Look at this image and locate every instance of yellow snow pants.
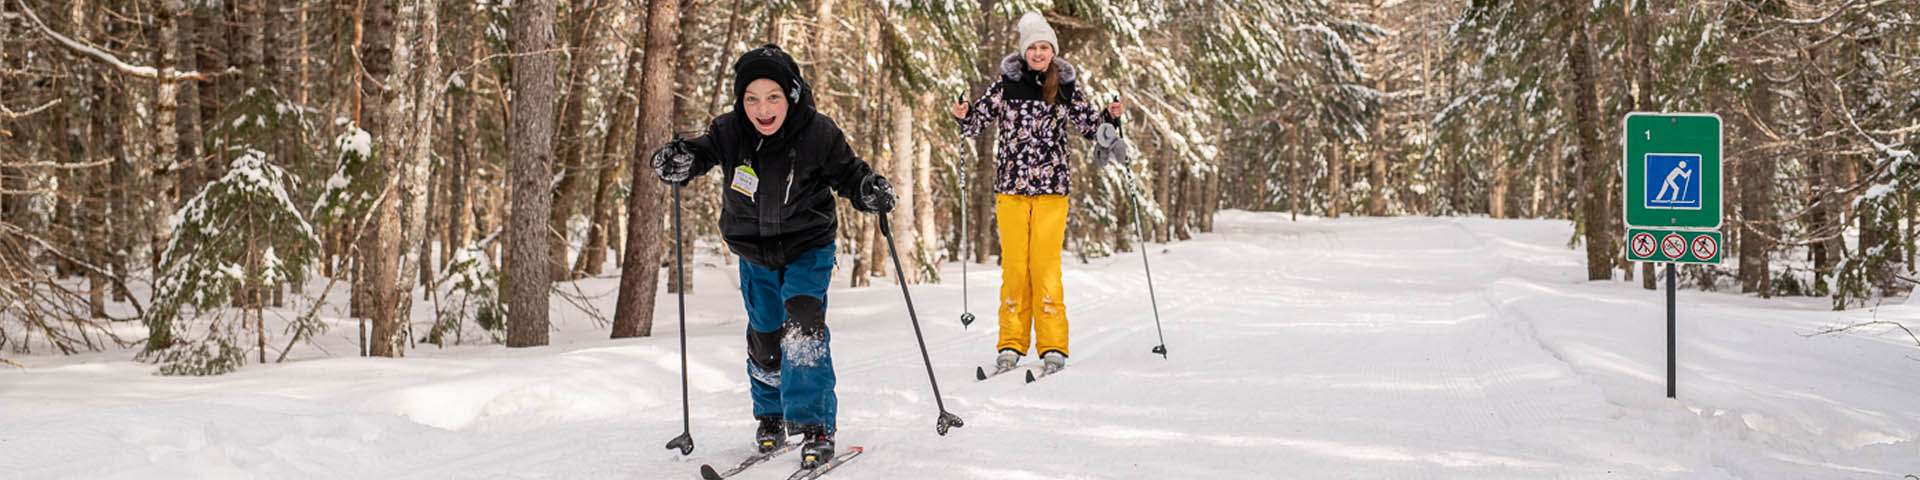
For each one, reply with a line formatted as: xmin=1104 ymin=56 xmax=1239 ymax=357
xmin=995 ymin=194 xmax=1070 ymax=358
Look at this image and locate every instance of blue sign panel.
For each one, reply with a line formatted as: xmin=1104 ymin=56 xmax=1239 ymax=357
xmin=1644 ymin=153 xmax=1702 ymax=210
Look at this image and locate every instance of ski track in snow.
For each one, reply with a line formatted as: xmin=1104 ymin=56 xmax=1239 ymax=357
xmin=3 ymin=211 xmax=1917 ymax=479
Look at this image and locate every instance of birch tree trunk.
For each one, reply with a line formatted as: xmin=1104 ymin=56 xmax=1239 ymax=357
xmin=365 ymin=0 xmax=404 ymax=358
xmin=395 ymin=0 xmax=442 ymax=345
xmin=889 ymin=94 xmax=918 ymax=284
xmin=915 ymin=119 xmax=937 ymax=269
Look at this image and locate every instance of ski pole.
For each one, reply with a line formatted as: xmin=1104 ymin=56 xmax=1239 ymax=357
xmin=1682 ymin=169 xmax=1696 ymax=203
xmin=954 ymin=96 xmax=976 ymax=329
xmin=880 ymin=215 xmax=966 ymax=435
xmin=664 ymin=184 xmax=695 ymax=455
xmin=1119 ymin=164 xmax=1169 ymax=359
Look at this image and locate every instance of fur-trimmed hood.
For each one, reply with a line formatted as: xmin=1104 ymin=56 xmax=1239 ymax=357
xmin=1000 ymin=52 xmax=1078 ymax=85
xmin=955 ymin=51 xmax=1118 ymax=197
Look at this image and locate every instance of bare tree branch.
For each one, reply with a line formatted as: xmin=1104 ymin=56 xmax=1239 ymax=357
xmin=435 ymin=47 xmax=573 ymax=97
xmin=0 ymin=99 xmax=61 ymax=119
xmin=1805 ymin=321 xmax=1920 ymax=347
xmin=276 ymin=273 xmax=341 ymax=363
xmin=0 ymin=157 xmax=113 ymax=170
xmin=0 ymin=230 xmax=132 ymax=353
xmin=551 ymin=277 xmax=611 ymax=328
xmin=12 ymin=0 xmax=227 ymax=83
xmin=0 ymin=221 xmax=146 ymax=318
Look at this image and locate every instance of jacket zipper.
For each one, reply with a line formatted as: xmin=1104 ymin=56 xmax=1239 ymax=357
xmin=749 ymin=138 xmax=765 ymax=205
xmin=757 ymin=137 xmax=793 ymax=205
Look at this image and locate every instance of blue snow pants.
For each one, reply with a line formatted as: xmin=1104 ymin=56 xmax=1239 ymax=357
xmin=742 ymin=244 xmax=837 ymax=433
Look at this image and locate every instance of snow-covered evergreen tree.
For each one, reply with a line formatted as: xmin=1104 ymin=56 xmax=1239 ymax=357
xmin=145 ymin=150 xmax=320 ymax=375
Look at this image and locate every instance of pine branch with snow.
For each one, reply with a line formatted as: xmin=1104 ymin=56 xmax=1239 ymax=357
xmin=144 ymin=151 xmax=321 ymax=375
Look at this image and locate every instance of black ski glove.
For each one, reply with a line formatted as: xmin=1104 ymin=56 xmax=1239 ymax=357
xmin=856 ymin=174 xmax=896 ymax=214
xmin=651 ymin=138 xmax=697 ymax=185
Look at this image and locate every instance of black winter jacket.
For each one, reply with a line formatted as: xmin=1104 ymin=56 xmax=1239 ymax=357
xmin=680 ymin=98 xmax=874 ymax=270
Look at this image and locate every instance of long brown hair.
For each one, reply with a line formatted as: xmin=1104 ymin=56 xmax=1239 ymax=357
xmin=1041 ymin=63 xmax=1061 ymax=105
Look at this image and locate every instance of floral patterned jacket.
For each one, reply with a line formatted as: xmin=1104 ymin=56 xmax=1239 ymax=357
xmin=959 ymin=53 xmax=1120 ymax=197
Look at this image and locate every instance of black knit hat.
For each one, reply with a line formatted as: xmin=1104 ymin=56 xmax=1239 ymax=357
xmin=731 ymin=44 xmax=813 ymax=113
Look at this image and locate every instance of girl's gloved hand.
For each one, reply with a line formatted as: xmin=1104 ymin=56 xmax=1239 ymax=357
xmin=1093 ymin=123 xmax=1128 ymax=168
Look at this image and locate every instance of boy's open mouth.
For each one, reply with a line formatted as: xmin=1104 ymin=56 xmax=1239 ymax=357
xmin=756 ymin=116 xmax=777 ymax=128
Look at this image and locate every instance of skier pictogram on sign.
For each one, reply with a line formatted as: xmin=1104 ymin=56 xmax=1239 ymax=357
xmin=1691 ymin=234 xmax=1718 ymax=261
xmin=1631 ymin=232 xmax=1657 ymax=258
xmin=1645 ymin=154 xmax=1702 ymax=209
xmin=1661 ymin=233 xmax=1688 ymax=260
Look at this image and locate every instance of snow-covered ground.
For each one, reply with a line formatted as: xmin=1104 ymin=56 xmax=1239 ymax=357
xmin=3 ymin=211 xmax=1917 ymax=479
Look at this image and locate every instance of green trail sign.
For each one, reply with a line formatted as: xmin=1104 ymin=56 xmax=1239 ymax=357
xmin=1622 ymin=113 xmax=1722 ymax=231
xmin=1621 ymin=112 xmax=1725 ymax=401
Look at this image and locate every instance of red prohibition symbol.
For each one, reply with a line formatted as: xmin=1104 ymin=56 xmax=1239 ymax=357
xmin=1661 ymin=233 xmax=1688 ymax=260
xmin=1631 ymin=232 xmax=1657 ymax=258
xmin=1691 ymin=234 xmax=1718 ymax=261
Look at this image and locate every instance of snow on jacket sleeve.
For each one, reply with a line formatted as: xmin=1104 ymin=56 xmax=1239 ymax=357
xmin=958 ymin=82 xmax=1006 ymax=138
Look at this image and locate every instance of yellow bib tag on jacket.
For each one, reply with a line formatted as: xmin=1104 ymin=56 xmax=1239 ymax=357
xmin=731 ymin=165 xmax=759 ymax=199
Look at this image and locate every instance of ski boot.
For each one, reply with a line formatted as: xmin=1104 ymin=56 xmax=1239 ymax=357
xmin=995 ymin=349 xmax=1021 ymax=370
xmin=794 ymin=424 xmax=835 ymax=469
xmin=1040 ymin=350 xmax=1066 ymax=375
xmin=754 ymin=416 xmax=787 ymax=453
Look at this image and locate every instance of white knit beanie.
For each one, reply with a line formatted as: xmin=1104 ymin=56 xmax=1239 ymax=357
xmin=1016 ymin=12 xmax=1059 ymax=52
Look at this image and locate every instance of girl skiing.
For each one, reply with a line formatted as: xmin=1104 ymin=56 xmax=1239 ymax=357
xmin=952 ymin=12 xmax=1125 ymax=376
xmin=651 ymin=44 xmax=895 ymax=469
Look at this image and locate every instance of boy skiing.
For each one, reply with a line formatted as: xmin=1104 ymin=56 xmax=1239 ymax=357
xmin=651 ymin=44 xmax=895 ymax=469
